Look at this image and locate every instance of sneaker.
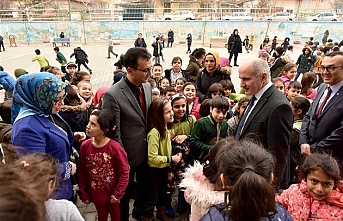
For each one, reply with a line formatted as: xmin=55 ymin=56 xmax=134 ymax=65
xmin=107 ymin=57 xmax=110 ymax=59
xmin=115 ymin=54 xmax=118 ymax=58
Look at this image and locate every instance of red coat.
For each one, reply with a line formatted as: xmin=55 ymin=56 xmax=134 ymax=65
xmin=78 ymin=139 xmax=129 ymax=204
xmin=276 ymin=180 xmax=343 ymax=221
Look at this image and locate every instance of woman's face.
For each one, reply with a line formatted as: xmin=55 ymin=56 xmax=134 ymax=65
xmin=51 ymin=90 xmax=66 ymax=114
xmin=183 ymin=84 xmax=196 ymax=102
xmin=172 ymin=59 xmax=182 ymax=72
xmin=205 ymin=55 xmax=216 ymax=71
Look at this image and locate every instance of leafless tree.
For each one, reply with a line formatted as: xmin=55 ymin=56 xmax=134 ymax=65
xmin=330 ymin=0 xmax=343 ymax=12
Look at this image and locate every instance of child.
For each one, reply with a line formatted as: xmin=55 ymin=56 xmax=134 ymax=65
xmin=31 ymin=49 xmax=49 ymax=72
xmin=54 ymin=46 xmax=67 ymax=74
xmin=47 ymin=66 xmax=63 ymax=80
xmin=248 ymin=35 xmax=254 ymax=51
xmin=201 ymin=139 xmax=293 ymax=221
xmin=165 ymin=94 xmax=197 ymax=217
xmin=301 ymin=72 xmax=317 ymax=100
xmin=152 ymin=37 xmax=161 ymax=64
xmin=276 ymin=153 xmax=343 ymax=220
xmin=161 ymin=86 xmax=176 ymax=100
xmin=284 ymin=45 xmax=295 ymax=63
xmin=152 ymin=63 xmax=163 ymax=84
xmin=180 ymin=138 xmax=236 ymax=221
xmin=14 ymin=153 xmax=84 ymax=221
xmin=258 ymin=43 xmax=270 ymax=56
xmin=65 ymin=62 xmax=77 ymax=82
xmin=175 ymin=77 xmax=187 ymax=94
xmin=76 ymin=81 xmax=93 ymax=109
xmin=227 ymin=97 xmax=249 ymax=136
xmin=205 ymin=83 xmax=224 ymax=99
xmin=141 ymin=98 xmax=182 ymax=221
xmin=286 ymin=81 xmax=302 ymax=101
xmin=281 ymin=37 xmax=290 ymax=51
xmin=190 ymin=96 xmax=229 ymax=162
xmin=295 ymin=46 xmax=315 ymax=81
xmin=152 ymin=88 xmax=160 ymax=100
xmin=183 ymin=82 xmax=201 ymax=120
xmin=272 ymin=77 xmax=286 ymax=94
xmin=158 ymin=77 xmax=170 ymax=92
xmin=78 ymin=109 xmax=129 ymax=221
xmin=71 ymin=71 xmax=91 ymax=86
xmin=243 ymin=35 xmax=250 ymax=53
xmin=259 ymin=52 xmax=270 ymax=62
xmin=279 ymin=63 xmax=297 ymax=89
xmin=270 ymin=36 xmax=278 ymax=55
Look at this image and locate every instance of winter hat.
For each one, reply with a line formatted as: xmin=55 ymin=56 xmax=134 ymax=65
xmin=14 ymin=68 xmax=28 ymax=78
xmin=66 ymin=62 xmax=77 ymax=69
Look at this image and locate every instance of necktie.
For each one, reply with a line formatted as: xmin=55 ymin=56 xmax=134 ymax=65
xmin=316 ymin=87 xmax=332 ymax=118
xmin=136 ymin=86 xmax=146 ymax=117
xmin=235 ymin=95 xmax=257 ymax=139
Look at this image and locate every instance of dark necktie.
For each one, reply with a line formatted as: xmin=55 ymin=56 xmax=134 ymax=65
xmin=316 ymin=87 xmax=332 ymax=118
xmin=235 ymin=95 xmax=257 ymax=139
xmin=136 ymin=86 xmax=146 ymax=117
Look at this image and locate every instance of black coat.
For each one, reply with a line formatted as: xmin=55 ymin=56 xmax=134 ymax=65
xmin=227 ymin=34 xmax=242 ymax=53
xmin=70 ymin=47 xmax=88 ymax=63
xmin=168 ymin=31 xmax=174 ymax=42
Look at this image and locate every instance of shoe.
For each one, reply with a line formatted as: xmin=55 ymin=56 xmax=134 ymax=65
xmin=115 ymin=54 xmax=118 ymax=58
xmin=165 ymin=204 xmax=175 ymax=218
xmin=156 ymin=206 xmax=167 ymax=221
xmin=234 ymin=64 xmax=239 ymax=67
xmin=107 ymin=57 xmax=110 ymax=59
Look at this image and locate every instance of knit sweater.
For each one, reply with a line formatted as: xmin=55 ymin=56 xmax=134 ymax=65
xmin=147 ymin=128 xmax=172 ymax=168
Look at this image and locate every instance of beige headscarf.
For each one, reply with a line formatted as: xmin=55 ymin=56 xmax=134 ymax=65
xmin=205 ymin=51 xmax=220 ymax=74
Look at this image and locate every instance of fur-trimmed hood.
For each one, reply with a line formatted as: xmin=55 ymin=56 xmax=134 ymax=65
xmin=60 ymin=103 xmax=88 ymax=112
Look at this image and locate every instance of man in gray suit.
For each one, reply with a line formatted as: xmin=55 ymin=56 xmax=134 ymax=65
xmin=300 ymin=51 xmax=343 ymax=173
xmin=102 ymin=47 xmax=152 ymax=221
xmin=235 ymin=58 xmax=293 ymax=189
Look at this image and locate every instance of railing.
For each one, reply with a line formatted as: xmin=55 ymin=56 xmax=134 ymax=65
xmin=0 ymin=7 xmax=341 ymax=22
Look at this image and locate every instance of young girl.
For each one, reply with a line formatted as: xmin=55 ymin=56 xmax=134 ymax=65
xmin=277 ymin=153 xmax=343 ymax=220
xmin=301 ymin=72 xmax=317 ymax=100
xmin=71 ymin=71 xmax=91 ymax=86
xmin=77 ymin=81 xmax=93 ymax=109
xmin=295 ymin=46 xmax=315 ymax=81
xmin=180 ymin=138 xmax=235 ymax=221
xmin=279 ymin=63 xmax=297 ymax=89
xmin=227 ymin=97 xmax=249 ymax=136
xmin=175 ymin=77 xmax=187 ymax=94
xmin=183 ymin=82 xmax=201 ymax=120
xmin=205 ymin=83 xmax=224 ymax=99
xmin=165 ymin=94 xmax=197 ymax=217
xmin=201 ymin=139 xmax=293 ymax=221
xmin=141 ymin=98 xmax=182 ymax=221
xmin=158 ymin=77 xmax=170 ymax=92
xmin=272 ymin=77 xmax=286 ymax=95
xmin=78 ymin=109 xmax=129 ymax=221
xmin=14 ymin=153 xmax=84 ymax=221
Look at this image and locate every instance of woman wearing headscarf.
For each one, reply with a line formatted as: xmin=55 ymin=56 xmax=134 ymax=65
xmin=195 ymin=51 xmax=232 ymax=102
xmin=11 ymin=73 xmax=86 ymax=200
xmin=227 ymin=29 xmax=242 ymax=67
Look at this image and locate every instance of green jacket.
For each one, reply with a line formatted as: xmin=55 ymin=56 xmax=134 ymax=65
xmin=173 ymin=115 xmax=196 ymax=137
xmin=56 ymin=51 xmax=67 ymax=66
xmin=190 ymin=115 xmax=228 ymax=161
xmin=147 ymin=128 xmax=172 ymax=168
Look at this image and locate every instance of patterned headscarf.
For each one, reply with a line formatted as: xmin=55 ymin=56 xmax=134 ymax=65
xmin=11 ymin=72 xmax=67 ymax=124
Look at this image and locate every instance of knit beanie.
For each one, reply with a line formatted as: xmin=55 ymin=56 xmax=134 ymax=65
xmin=14 ymin=68 xmax=28 ymax=78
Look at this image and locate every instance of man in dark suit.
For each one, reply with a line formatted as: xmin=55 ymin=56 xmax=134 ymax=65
xmin=235 ymin=58 xmax=293 ymax=189
xmin=300 ymin=51 xmax=343 ymax=173
xmin=102 ymin=47 xmax=152 ymax=221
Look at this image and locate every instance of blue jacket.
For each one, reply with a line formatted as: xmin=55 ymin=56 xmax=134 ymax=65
xmin=0 ymin=71 xmax=15 ymax=92
xmin=200 ymin=203 xmax=293 ymax=221
xmin=11 ymin=114 xmax=74 ymax=200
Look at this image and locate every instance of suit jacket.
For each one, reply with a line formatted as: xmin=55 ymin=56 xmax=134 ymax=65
xmin=102 ymin=78 xmax=152 ymax=167
xmin=299 ymin=83 xmax=343 ymax=163
xmin=236 ymin=85 xmax=293 ymax=188
xmin=11 ymin=114 xmax=74 ymax=200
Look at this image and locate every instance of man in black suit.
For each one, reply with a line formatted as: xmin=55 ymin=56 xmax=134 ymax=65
xmin=300 ymin=51 xmax=343 ymax=173
xmin=102 ymin=47 xmax=152 ymax=221
xmin=235 ymin=58 xmax=293 ymax=189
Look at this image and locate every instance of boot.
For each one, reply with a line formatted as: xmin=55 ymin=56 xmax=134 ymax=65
xmin=156 ymin=206 xmax=167 ymax=221
xmin=177 ymin=191 xmax=187 ymax=214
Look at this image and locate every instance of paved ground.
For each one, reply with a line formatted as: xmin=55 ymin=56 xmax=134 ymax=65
xmin=0 ymin=41 xmax=304 ymax=221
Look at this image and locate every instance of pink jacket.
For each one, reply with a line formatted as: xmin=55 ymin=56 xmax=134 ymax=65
xmin=190 ymin=97 xmax=201 ymax=120
xmin=276 ymin=180 xmax=343 ymax=221
xmin=280 ymin=75 xmax=292 ymax=89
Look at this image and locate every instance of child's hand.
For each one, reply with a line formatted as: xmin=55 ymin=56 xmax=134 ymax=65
xmin=110 ymin=195 xmax=120 ymax=203
xmin=170 ymin=129 xmax=175 ymax=139
xmin=84 ymin=199 xmax=90 ymax=204
xmin=172 ymin=153 xmax=182 ymax=164
xmin=175 ymin=135 xmax=187 ymax=144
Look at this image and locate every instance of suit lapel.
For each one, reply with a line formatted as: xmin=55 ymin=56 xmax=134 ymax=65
xmin=319 ymin=84 xmax=343 ymax=118
xmin=120 ymin=80 xmax=145 ymax=120
xmin=312 ymin=84 xmax=326 ymax=115
xmin=38 ymin=116 xmax=70 ymax=144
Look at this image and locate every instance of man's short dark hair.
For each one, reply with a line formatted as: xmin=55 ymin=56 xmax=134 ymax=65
xmin=123 ymin=47 xmax=151 ymax=69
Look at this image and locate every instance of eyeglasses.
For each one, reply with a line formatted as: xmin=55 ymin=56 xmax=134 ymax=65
xmin=133 ymin=67 xmax=153 ymax=75
xmin=318 ymin=66 xmax=343 ymax=72
xmin=54 ymin=92 xmax=68 ymax=105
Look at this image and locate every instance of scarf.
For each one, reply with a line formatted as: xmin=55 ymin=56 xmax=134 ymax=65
xmin=206 ymin=51 xmax=220 ymax=75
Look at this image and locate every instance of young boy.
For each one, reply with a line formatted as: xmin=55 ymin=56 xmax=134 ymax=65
xmin=152 ymin=63 xmax=163 ymax=84
xmin=31 ymin=49 xmax=49 ymax=72
xmin=161 ymin=86 xmax=176 ymax=100
xmin=190 ymin=95 xmax=229 ymax=162
xmin=54 ymin=47 xmax=67 ymax=74
xmin=258 ymin=52 xmax=270 ymax=62
xmin=286 ymin=81 xmax=302 ymax=101
xmin=65 ymin=62 xmax=77 ymax=82
xmin=151 ymin=37 xmax=161 ymax=64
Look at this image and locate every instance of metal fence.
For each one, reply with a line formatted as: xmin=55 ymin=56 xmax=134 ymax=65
xmin=0 ymin=7 xmax=341 ymax=22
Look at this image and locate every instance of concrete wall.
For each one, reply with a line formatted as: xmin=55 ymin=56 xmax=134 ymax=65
xmin=1 ymin=20 xmax=342 ymax=46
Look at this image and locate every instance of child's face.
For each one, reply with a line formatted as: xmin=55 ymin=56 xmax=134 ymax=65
xmin=81 ymin=75 xmax=91 ymax=82
xmin=263 ymin=44 xmax=269 ymax=50
xmin=54 ymin=70 xmax=63 ymax=79
xmin=165 ymin=91 xmax=175 ymax=100
xmin=152 ymin=93 xmax=160 ymax=100
xmin=86 ymin=115 xmax=105 ymax=138
xmin=239 ymin=101 xmax=248 ymax=118
xmin=159 ymin=79 xmax=169 ymax=90
xmin=210 ymin=107 xmax=226 ymax=123
xmin=285 ymin=67 xmax=297 ymax=79
xmin=259 ymin=56 xmax=268 ymax=62
xmin=153 ymin=66 xmax=162 ymax=79
xmin=172 ymin=59 xmax=182 ymax=72
xmin=150 ymin=81 xmax=157 ymax=89
xmin=183 ymin=85 xmax=196 ymax=101
xmin=172 ymin=98 xmax=186 ymax=121
xmin=306 ymin=168 xmax=334 ymax=201
xmin=211 ymin=91 xmax=221 ymax=99
xmin=304 ymin=49 xmax=310 ymax=54
xmin=274 ymin=81 xmax=285 ymax=94
xmin=287 ymin=87 xmax=301 ymax=99
xmin=78 ymin=82 xmax=92 ymax=99
xmin=163 ymin=102 xmax=174 ymax=125
xmin=67 ymin=67 xmax=76 ymax=76
xmin=175 ymin=80 xmax=185 ymax=93
xmin=223 ymin=88 xmax=231 ymax=97
xmin=290 ymin=101 xmax=302 ymax=119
